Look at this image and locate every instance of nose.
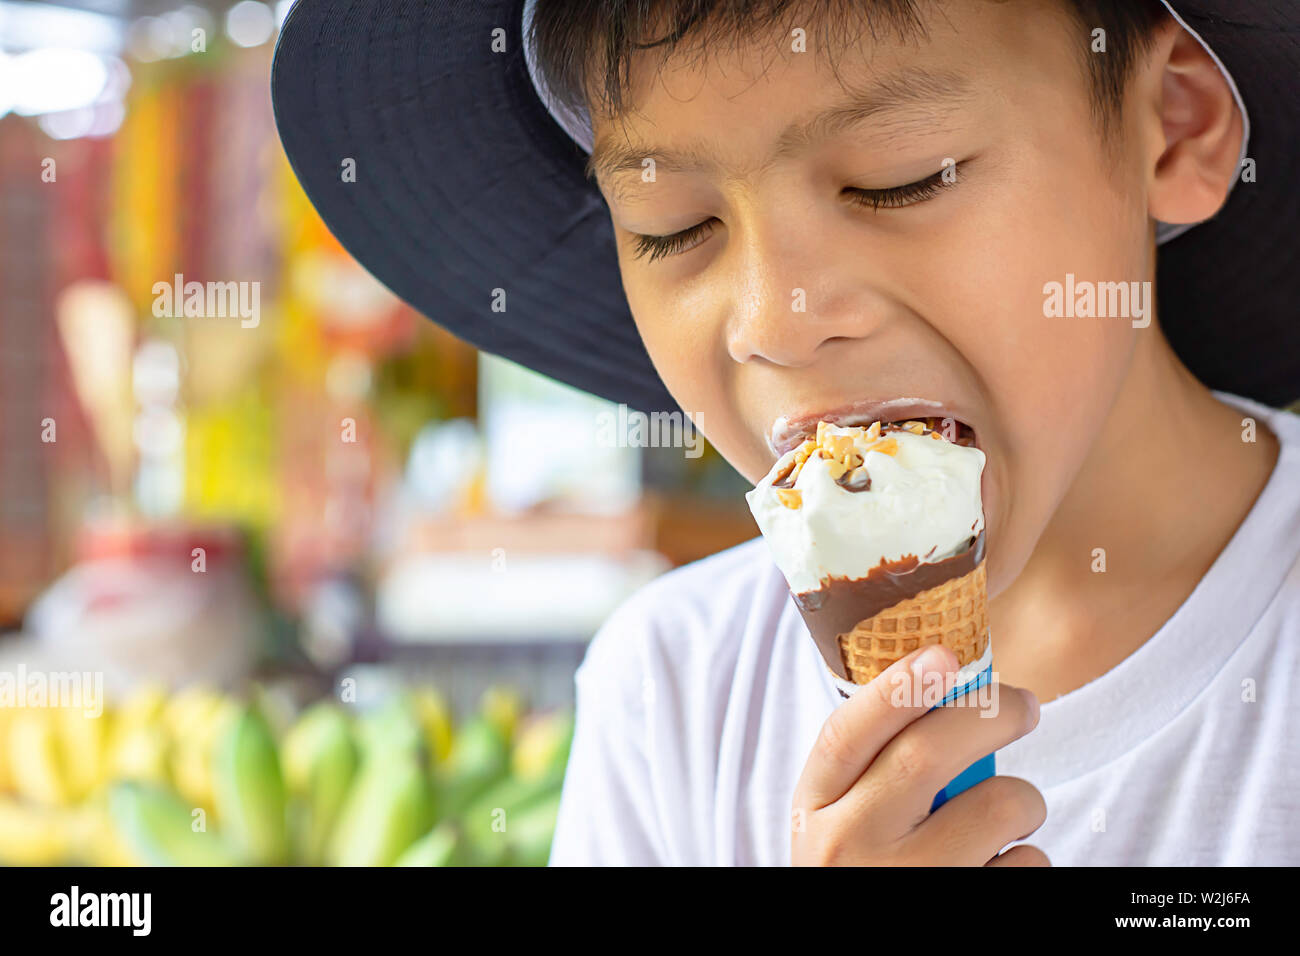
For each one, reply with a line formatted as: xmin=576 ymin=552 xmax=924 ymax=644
xmin=725 ymin=223 xmax=885 ymax=367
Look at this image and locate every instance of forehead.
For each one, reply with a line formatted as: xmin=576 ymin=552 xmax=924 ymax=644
xmin=584 ymin=0 xmax=1080 ymax=189
xmin=587 ymin=65 xmax=974 ymax=186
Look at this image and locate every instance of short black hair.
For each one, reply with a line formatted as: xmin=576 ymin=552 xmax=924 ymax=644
xmin=528 ymin=0 xmax=1169 ymax=154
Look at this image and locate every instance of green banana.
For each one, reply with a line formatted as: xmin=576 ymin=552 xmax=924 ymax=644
xmin=107 ymin=782 xmax=242 ymax=866
xmin=281 ymin=703 xmax=359 ymax=865
xmin=457 ymin=772 xmax=562 ymax=865
xmin=355 ymin=695 xmax=427 ymax=765
xmin=393 ymin=822 xmax=461 ymax=866
xmin=212 ymin=706 xmax=289 ymax=865
xmin=326 ymin=751 xmax=434 ymax=867
xmin=503 ymin=788 xmax=563 ymax=867
xmin=435 ymin=714 xmax=510 ymax=821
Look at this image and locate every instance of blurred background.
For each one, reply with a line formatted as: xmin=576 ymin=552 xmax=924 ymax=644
xmin=0 ymin=0 xmax=757 ymax=866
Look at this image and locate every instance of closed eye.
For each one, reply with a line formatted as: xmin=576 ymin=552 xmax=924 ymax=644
xmin=629 ymin=219 xmax=718 ymax=264
xmin=844 ymin=163 xmax=957 ymax=210
xmin=627 ymin=161 xmax=960 ymax=263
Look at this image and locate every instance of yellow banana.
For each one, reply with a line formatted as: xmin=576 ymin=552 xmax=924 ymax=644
xmin=170 ymin=744 xmax=215 ymax=814
xmin=0 ymin=705 xmax=13 ymax=794
xmin=167 ymin=694 xmax=235 ymax=812
xmin=162 ymin=684 xmax=225 ymax=747
xmin=0 ymin=796 xmax=74 ymax=865
xmin=511 ymin=711 xmax=575 ymax=783
xmin=70 ymin=797 xmax=141 ymax=867
xmin=115 ymin=683 xmax=169 ymax=732
xmin=481 ymin=685 xmax=524 ymax=746
xmin=411 ymin=687 xmax=454 ymax=765
xmin=55 ymin=704 xmax=112 ymax=802
xmin=7 ymin=708 xmax=72 ymax=807
xmin=108 ymin=723 xmax=170 ymax=785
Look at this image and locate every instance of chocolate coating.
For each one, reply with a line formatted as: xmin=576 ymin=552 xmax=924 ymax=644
xmin=793 ymin=531 xmax=985 ymax=679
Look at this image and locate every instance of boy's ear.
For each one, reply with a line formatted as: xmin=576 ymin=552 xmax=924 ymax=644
xmin=1144 ymin=16 xmax=1244 ymax=226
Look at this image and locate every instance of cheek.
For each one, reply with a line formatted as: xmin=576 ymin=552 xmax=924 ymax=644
xmin=623 ymin=266 xmax=769 ymax=477
xmin=932 ymin=143 xmax=1146 ymax=442
xmin=916 ymin=145 xmax=1145 ymax=566
xmin=623 ymin=262 xmax=719 ymax=399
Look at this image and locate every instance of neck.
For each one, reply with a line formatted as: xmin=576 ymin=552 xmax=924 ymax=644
xmin=989 ymin=325 xmax=1280 ymax=702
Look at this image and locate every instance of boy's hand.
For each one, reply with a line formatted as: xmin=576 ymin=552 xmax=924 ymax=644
xmin=792 ymin=644 xmax=1048 ymax=866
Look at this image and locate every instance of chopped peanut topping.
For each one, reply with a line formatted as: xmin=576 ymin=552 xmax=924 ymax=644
xmin=782 ymin=440 xmax=817 ymax=486
xmin=830 ymin=448 xmax=866 ymax=480
xmin=782 ymin=421 xmax=901 ymax=490
xmin=820 ymin=434 xmax=857 ymax=462
xmin=774 ymin=420 xmax=925 ymax=497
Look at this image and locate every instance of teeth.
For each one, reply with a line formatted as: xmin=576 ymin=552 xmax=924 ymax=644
xmin=772 ymin=410 xmax=980 ymax=456
xmin=879 ymin=418 xmax=978 ymax=447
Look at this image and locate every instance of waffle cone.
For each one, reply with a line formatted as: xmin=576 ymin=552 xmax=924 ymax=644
xmin=837 ymin=562 xmax=989 ymax=684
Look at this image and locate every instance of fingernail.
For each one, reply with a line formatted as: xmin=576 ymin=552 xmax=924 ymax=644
xmin=917 ymin=644 xmax=954 ymax=676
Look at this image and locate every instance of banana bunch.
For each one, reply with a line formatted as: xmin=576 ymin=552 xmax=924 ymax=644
xmin=281 ymin=702 xmax=358 ymax=865
xmin=0 ymin=682 xmax=239 ymax=865
xmin=0 ymin=682 xmax=572 ymax=867
xmin=213 ymin=706 xmax=290 ymax=864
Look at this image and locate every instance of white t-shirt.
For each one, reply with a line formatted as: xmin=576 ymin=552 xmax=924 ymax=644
xmin=549 ymin=392 xmax=1300 ymax=866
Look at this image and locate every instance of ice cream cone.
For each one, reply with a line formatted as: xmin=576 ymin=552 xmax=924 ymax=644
xmin=837 ymin=561 xmax=989 ymax=684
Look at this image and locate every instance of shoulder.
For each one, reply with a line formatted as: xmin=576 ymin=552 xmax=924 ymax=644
xmin=1213 ymin=392 xmax=1300 ymax=623
xmin=576 ymin=536 xmax=788 ymax=690
xmin=1215 ymin=390 xmax=1300 ymax=455
xmin=1214 ymin=391 xmax=1300 ymax=518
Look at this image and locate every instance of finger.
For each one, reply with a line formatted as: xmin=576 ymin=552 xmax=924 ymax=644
xmin=795 ymin=644 xmax=961 ymax=811
xmin=835 ymin=683 xmax=1039 ymax=833
xmin=985 ymin=843 xmax=1051 ymax=867
xmin=904 ymin=775 xmax=1048 ymax=865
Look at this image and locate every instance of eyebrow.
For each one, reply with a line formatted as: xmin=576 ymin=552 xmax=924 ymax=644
xmin=587 ymin=66 xmax=974 ymax=196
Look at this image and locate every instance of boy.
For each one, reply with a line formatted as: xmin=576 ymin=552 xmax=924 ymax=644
xmin=271 ymin=0 xmax=1300 ymax=864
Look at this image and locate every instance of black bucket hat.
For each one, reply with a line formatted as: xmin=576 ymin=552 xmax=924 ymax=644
xmin=270 ymin=0 xmax=1300 ymax=414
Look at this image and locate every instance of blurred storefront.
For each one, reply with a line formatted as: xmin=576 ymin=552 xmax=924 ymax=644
xmin=0 ymin=1 xmax=757 ymax=866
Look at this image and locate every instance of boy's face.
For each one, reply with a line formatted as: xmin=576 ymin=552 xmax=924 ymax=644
xmin=588 ymin=0 xmax=1160 ymax=595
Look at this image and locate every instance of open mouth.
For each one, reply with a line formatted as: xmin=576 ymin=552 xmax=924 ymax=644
xmin=771 ymin=405 xmax=980 ymax=457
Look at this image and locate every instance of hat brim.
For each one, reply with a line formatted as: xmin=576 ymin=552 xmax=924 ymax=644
xmin=271 ymin=0 xmax=679 ymax=414
xmin=271 ymin=0 xmax=1299 ymax=412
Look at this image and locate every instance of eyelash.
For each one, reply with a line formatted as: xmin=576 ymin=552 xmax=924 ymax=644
xmin=845 ymin=166 xmax=953 ymax=211
xmin=629 ymin=163 xmax=959 ymax=263
xmin=631 ymin=222 xmax=717 ymax=264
